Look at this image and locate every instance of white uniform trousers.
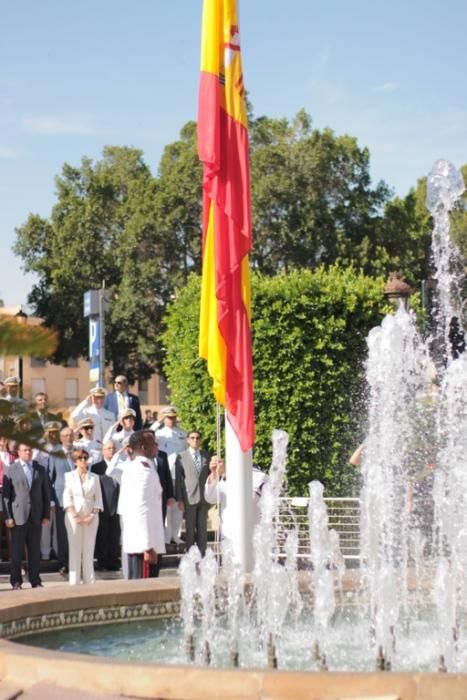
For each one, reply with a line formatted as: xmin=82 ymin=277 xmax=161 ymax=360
xmin=65 ymin=512 xmax=99 ymax=585
xmin=120 ymin=514 xmax=129 ymax=579
xmin=166 ymin=499 xmax=184 ymax=544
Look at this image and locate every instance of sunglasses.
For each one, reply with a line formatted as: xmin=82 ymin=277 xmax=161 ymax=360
xmin=76 ymin=456 xmax=88 ymax=461
xmin=83 ymin=426 xmax=94 ymax=431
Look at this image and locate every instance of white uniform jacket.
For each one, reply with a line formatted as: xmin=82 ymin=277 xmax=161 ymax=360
xmin=118 ymin=455 xmax=166 ymax=555
xmin=73 ymin=438 xmax=102 ymax=466
xmin=153 ymin=425 xmax=187 ymax=479
xmin=204 ymin=468 xmax=268 ymax=541
xmin=70 ymin=401 xmax=115 ymax=445
xmin=63 ymin=470 xmax=103 ymax=517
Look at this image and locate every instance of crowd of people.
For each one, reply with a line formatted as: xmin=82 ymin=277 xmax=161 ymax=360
xmin=0 ymin=375 xmax=236 ymax=589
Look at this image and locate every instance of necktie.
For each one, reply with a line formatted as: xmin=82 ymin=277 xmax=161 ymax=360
xmin=117 ymin=392 xmax=125 ymax=412
xmin=25 ymin=462 xmax=33 ymax=488
xmin=193 ymin=452 xmax=201 ymax=475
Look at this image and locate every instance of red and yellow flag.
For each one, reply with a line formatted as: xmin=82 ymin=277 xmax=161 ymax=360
xmin=198 ymin=0 xmax=255 ymax=452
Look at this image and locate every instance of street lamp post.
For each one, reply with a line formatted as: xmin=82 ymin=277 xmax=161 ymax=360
xmin=15 ymin=307 xmax=28 ymax=398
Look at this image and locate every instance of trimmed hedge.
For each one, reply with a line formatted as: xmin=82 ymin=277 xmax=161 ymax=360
xmin=162 ymin=266 xmax=387 ymax=496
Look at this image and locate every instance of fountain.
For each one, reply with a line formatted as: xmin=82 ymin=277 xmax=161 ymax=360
xmin=3 ymin=160 xmax=467 ymax=698
xmin=176 ymin=159 xmax=467 ymax=672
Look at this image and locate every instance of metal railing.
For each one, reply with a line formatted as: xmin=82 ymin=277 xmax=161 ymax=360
xmin=207 ymin=497 xmax=361 ymax=562
xmin=276 ymin=497 xmax=360 ymax=561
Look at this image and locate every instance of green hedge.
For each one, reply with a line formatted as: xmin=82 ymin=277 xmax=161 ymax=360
xmin=162 ymin=266 xmax=387 ymax=496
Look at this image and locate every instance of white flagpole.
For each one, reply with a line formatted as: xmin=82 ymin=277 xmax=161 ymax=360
xmin=225 ymin=414 xmax=253 ymax=572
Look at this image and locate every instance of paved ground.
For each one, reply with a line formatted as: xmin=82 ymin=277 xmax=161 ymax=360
xmin=0 ymin=680 xmax=135 ymax=700
xmin=0 ymin=566 xmax=179 ymax=592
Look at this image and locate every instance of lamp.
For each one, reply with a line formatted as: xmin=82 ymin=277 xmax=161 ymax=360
xmin=383 ymin=272 xmax=413 ymax=311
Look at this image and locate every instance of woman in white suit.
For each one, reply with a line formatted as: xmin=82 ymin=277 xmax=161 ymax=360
xmin=63 ymin=448 xmax=103 ymax=585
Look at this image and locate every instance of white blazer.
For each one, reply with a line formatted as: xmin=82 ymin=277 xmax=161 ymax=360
xmin=63 ymin=470 xmax=103 ymax=517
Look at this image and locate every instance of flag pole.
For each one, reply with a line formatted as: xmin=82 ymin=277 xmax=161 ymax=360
xmin=225 ymin=414 xmax=253 ymax=572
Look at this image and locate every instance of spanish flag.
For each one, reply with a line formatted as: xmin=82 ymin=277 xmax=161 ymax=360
xmin=198 ymin=0 xmax=255 ymax=452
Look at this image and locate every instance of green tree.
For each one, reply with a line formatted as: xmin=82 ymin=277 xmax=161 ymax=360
xmin=376 ymin=163 xmax=467 ymax=289
xmin=250 ymin=110 xmax=391 ymax=275
xmin=154 ymin=109 xmax=392 ymax=277
xmin=14 ymin=147 xmax=179 ymax=381
xmin=154 ymin=121 xmax=203 ymax=281
xmin=162 ymin=267 xmax=388 ymax=496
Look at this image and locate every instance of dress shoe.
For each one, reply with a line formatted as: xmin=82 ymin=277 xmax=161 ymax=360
xmin=11 ymin=583 xmax=22 ymax=590
xmin=32 ymin=583 xmax=43 ymax=588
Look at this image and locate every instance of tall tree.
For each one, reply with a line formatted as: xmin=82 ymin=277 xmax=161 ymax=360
xmin=14 ymin=146 xmax=176 ymax=381
xmin=249 ymin=110 xmax=391 ymax=274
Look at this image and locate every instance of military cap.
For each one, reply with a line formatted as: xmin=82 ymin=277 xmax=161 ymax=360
xmin=161 ymin=406 xmax=177 ymax=417
xmin=90 ymin=386 xmax=106 ymax=397
xmin=44 ymin=421 xmax=62 ymax=432
xmin=77 ymin=417 xmax=95 ymax=430
xmin=121 ymin=408 xmax=136 ymax=419
xmin=4 ymin=376 xmax=19 ymax=387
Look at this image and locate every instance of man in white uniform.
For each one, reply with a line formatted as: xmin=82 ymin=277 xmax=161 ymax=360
xmin=205 ymin=456 xmax=268 ymax=541
xmin=118 ymin=431 xmax=165 ymax=579
xmin=103 ymin=408 xmax=136 ymax=448
xmin=70 ymin=387 xmax=115 ymax=445
xmin=151 ymin=406 xmax=186 ymax=544
xmin=73 ymin=418 xmax=102 ymax=465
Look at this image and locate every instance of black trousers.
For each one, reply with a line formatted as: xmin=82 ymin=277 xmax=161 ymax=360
xmin=95 ymin=514 xmax=121 ymax=569
xmin=10 ymin=519 xmax=42 ymax=587
xmin=54 ymin=505 xmax=68 ymax=569
xmin=127 ymin=553 xmax=161 ymax=579
xmin=184 ymin=502 xmax=210 ymax=556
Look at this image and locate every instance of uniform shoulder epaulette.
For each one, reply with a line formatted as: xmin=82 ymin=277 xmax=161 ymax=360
xmin=140 ymin=459 xmax=151 ymax=468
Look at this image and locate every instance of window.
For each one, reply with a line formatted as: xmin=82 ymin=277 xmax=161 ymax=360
xmin=64 ymin=379 xmax=79 ymax=407
xmin=158 ymin=376 xmax=170 ymax=404
xmin=31 ymin=357 xmax=47 ymax=368
xmin=138 ymin=379 xmax=149 ymax=404
xmin=64 ymin=357 xmax=79 ymax=368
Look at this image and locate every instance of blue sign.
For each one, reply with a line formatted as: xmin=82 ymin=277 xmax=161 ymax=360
xmin=89 ymin=317 xmax=100 ymax=383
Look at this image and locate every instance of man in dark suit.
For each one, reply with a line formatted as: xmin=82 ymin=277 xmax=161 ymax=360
xmin=91 ymin=440 xmax=121 ymax=571
xmin=104 ymin=375 xmax=142 ymax=430
xmin=174 ymin=430 xmax=211 ymax=556
xmin=30 ymin=392 xmax=67 ymax=438
xmin=3 ymin=443 xmax=51 ymax=589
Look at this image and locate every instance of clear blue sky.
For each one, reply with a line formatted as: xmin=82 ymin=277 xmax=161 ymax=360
xmin=1 ymin=0 xmax=466 ymax=306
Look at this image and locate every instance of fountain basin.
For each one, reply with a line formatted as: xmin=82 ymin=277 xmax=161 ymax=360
xmin=1 ymin=577 xmax=467 ymax=699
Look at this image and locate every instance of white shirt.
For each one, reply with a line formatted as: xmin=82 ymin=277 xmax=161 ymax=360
xmin=118 ymin=455 xmax=166 ymax=555
xmin=204 ymin=468 xmax=267 ymax=541
xmin=19 ymin=459 xmax=33 ymax=487
xmin=103 ymin=425 xmax=134 ymax=448
xmin=116 ymin=392 xmax=130 ymax=418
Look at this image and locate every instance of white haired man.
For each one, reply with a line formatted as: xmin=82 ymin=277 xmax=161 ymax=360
xmin=70 ymin=387 xmax=114 ymax=445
